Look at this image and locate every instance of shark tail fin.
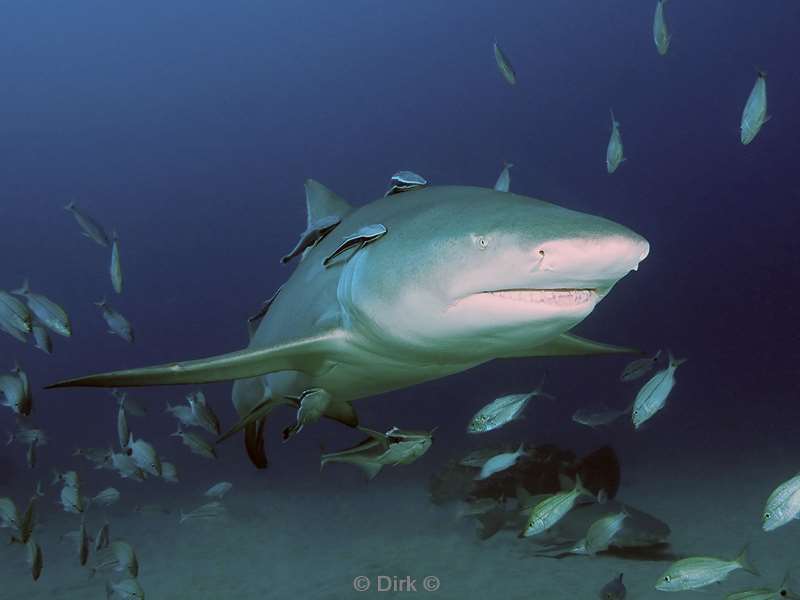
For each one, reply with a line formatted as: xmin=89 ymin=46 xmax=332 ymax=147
xmin=46 ymin=330 xmax=346 ymax=389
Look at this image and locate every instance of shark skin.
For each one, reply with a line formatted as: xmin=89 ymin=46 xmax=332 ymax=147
xmin=48 ymin=184 xmax=649 ymax=458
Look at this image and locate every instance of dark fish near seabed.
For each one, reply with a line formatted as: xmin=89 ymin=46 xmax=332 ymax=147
xmin=599 ymin=573 xmax=626 ymax=599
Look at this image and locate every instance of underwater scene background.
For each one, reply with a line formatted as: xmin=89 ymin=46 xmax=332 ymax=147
xmin=1 ymin=1 xmax=799 ymax=598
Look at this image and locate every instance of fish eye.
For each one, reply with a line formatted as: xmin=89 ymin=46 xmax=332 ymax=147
xmin=663 ymin=576 xmax=671 ymax=582
xmin=764 ymin=512 xmax=771 ymax=520
xmin=478 ymin=237 xmax=488 ymax=249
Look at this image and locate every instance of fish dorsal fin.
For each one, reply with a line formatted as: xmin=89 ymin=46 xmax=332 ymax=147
xmin=304 ymin=179 xmax=352 ymax=229
xmin=506 ymin=333 xmax=641 ymax=358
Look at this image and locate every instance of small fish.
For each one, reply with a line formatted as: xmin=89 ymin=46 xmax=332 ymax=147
xmin=78 ymin=517 xmax=90 ymax=566
xmin=632 ymin=350 xmax=687 ymax=429
xmin=65 ymin=201 xmax=110 ymax=246
xmin=281 ymin=216 xmax=341 ymax=264
xmin=493 ymin=162 xmax=513 ymax=192
xmin=726 ymin=574 xmax=800 ymax=600
xmin=456 ymin=498 xmax=503 ymax=519
xmin=117 ymin=404 xmax=129 ymax=449
xmin=741 ymin=71 xmax=770 ymax=145
xmin=12 ymin=279 xmax=71 ymax=337
xmin=52 ymin=469 xmax=80 ymax=488
xmin=493 ymin=40 xmax=516 ymax=85
xmin=128 ymin=435 xmax=162 ymax=477
xmin=0 ymin=290 xmax=32 ymax=334
xmin=133 ymin=503 xmax=170 ymax=515
xmin=458 ymin=448 xmax=503 ymax=468
xmin=656 ymin=547 xmax=758 ymax=591
xmin=96 ymin=299 xmax=134 ymax=343
xmin=599 ymin=573 xmax=626 ymax=600
xmin=92 ymin=487 xmax=121 ymax=507
xmin=521 ymin=475 xmax=591 ymax=537
xmin=653 ymin=0 xmax=671 ymax=56
xmin=475 ymin=443 xmax=526 ymax=480
xmin=572 ymin=405 xmax=630 ymax=428
xmin=7 ymin=424 xmax=47 ymax=447
xmin=322 ymin=223 xmax=387 ymax=267
xmin=10 ymin=495 xmax=36 ymax=544
xmin=165 ymin=400 xmax=198 ymax=428
xmin=75 ymin=447 xmax=113 ymax=468
xmin=620 ymin=350 xmax=662 ymax=382
xmin=179 ymin=501 xmax=227 ymax=524
xmin=606 ymin=110 xmax=625 ymax=174
xmin=0 ymin=367 xmax=32 ymax=416
xmin=204 ymin=482 xmax=233 ymax=499
xmin=171 ymin=426 xmax=217 ymax=459
xmin=110 ymin=230 xmax=123 ymax=294
xmin=468 ymin=378 xmax=553 ymax=434
xmin=585 ymin=510 xmax=629 ymax=555
xmin=32 ymin=323 xmax=53 ymax=354
xmin=26 ymin=538 xmax=43 ymax=581
xmin=92 ymin=540 xmax=138 ymax=578
xmin=283 ymin=388 xmax=331 ymax=439
xmin=187 ymin=391 xmax=221 ymax=436
xmin=95 ymin=522 xmax=110 ymax=551
xmin=762 ymin=473 xmax=800 ymax=532
xmin=0 ymin=318 xmax=28 ymax=343
xmin=385 ymin=170 xmax=428 ymax=196
xmin=112 ymin=389 xmax=146 ymax=417
xmin=59 ymin=485 xmax=84 ymax=514
xmin=26 ymin=440 xmax=37 ymax=469
xmin=110 ymin=451 xmax=146 ymax=482
xmin=161 ymin=461 xmax=179 ymax=483
xmin=106 ymin=578 xmax=145 ymax=600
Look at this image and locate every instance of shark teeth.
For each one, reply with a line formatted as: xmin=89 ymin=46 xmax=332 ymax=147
xmin=485 ymin=289 xmax=596 ymax=306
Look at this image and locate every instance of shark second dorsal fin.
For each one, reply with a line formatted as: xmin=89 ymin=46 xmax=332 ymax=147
xmin=304 ymin=179 xmax=352 ymax=228
xmin=46 ymin=330 xmax=348 ymax=389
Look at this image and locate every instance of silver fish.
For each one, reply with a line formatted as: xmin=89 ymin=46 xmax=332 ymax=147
xmin=599 ymin=573 xmax=626 ymax=600
xmin=522 ymin=475 xmax=591 ymax=537
xmin=26 ymin=440 xmax=36 ymax=469
xmin=585 ymin=509 xmax=629 ymax=555
xmin=468 ymin=377 xmax=553 ymax=433
xmin=27 ymin=538 xmax=43 ymax=581
xmin=606 ymin=110 xmax=625 ymax=174
xmin=106 ymin=578 xmax=144 ymax=600
xmin=0 ymin=290 xmax=32 ymax=334
xmin=110 ymin=230 xmax=123 ymax=294
xmin=572 ymin=405 xmax=630 ymax=428
xmin=78 ymin=517 xmax=90 ymax=566
xmin=0 ymin=318 xmax=28 ymax=343
xmin=179 ymin=501 xmax=227 ymax=524
xmin=52 ymin=469 xmax=80 ymax=488
xmin=96 ymin=299 xmax=134 ymax=343
xmin=12 ymin=279 xmax=71 ymax=337
xmin=7 ymin=424 xmax=47 ymax=447
xmin=92 ymin=540 xmax=138 ymax=578
xmin=75 ymin=447 xmax=112 ymax=468
xmin=171 ymin=427 xmax=217 ymax=459
xmin=0 ymin=367 xmax=32 ymax=416
xmin=92 ymin=487 xmax=121 ymax=507
xmin=653 ymin=0 xmax=671 ymax=56
xmin=476 ymin=443 xmax=526 ymax=480
xmin=117 ymin=404 xmax=129 ymax=449
xmin=95 ymin=522 xmax=110 ymax=551
xmin=0 ymin=496 xmax=20 ymax=529
xmin=110 ymin=451 xmax=146 ymax=481
xmin=493 ymin=40 xmax=516 ymax=85
xmin=620 ymin=350 xmax=661 ymax=382
xmin=10 ymin=495 xmax=36 ymax=544
xmin=204 ymin=482 xmax=233 ymax=499
xmin=656 ymin=547 xmax=758 ymax=591
xmin=188 ymin=391 xmax=220 ymax=435
xmin=59 ymin=485 xmax=84 ymax=514
xmin=32 ymin=323 xmax=53 ymax=354
xmin=762 ymin=473 xmax=800 ymax=532
xmin=493 ymin=162 xmax=513 ymax=192
xmin=161 ymin=461 xmax=179 ymax=483
xmin=165 ymin=400 xmax=198 ymax=428
xmin=741 ymin=71 xmax=770 ymax=145
xmin=128 ymin=435 xmax=162 ymax=477
xmin=113 ymin=389 xmax=146 ymax=417
xmin=632 ymin=350 xmax=687 ymax=429
xmin=458 ymin=448 xmax=504 ymax=468
xmin=64 ymin=201 xmax=109 ymax=246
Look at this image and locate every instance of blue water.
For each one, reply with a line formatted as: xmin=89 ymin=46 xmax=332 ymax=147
xmin=1 ymin=2 xmax=799 ymax=598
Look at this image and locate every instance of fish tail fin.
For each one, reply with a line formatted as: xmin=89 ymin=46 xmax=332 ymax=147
xmin=64 ymin=201 xmax=75 ymax=212
xmin=574 ymin=473 xmax=590 ymax=498
xmin=94 ymin=298 xmax=107 ymax=308
xmin=735 ymin=545 xmax=759 ymax=576
xmin=610 ymin=108 xmax=618 ymax=127
xmin=12 ymin=279 xmax=30 ymax=295
xmin=667 ymin=349 xmax=688 ymax=368
xmin=4 ymin=431 xmax=13 ymax=446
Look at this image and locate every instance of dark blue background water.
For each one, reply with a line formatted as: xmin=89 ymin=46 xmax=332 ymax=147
xmin=2 ymin=1 xmax=798 ymax=486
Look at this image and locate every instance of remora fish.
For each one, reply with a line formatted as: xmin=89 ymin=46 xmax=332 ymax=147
xmin=96 ymin=299 xmax=134 ymax=343
xmin=13 ymin=279 xmax=71 ymax=337
xmin=653 ymin=0 xmax=671 ymax=56
xmin=65 ymin=201 xmax=110 ymax=246
xmin=493 ymin=40 xmax=516 ymax=85
xmin=741 ymin=71 xmax=770 ymax=145
xmin=46 ymin=183 xmax=650 ymax=470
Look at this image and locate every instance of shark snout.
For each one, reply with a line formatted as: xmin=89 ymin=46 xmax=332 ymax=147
xmin=534 ymin=231 xmax=649 ymax=285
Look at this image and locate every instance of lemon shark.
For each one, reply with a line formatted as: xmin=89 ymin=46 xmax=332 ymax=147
xmin=48 ymin=182 xmax=649 ymax=467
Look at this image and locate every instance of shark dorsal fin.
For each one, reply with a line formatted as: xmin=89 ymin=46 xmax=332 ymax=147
xmin=304 ymin=179 xmax=352 ymax=228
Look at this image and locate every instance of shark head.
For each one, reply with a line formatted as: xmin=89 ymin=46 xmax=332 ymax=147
xmin=337 ymin=186 xmax=649 ymax=362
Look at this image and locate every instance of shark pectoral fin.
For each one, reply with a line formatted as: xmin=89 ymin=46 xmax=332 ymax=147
xmin=46 ymin=330 xmax=347 ymax=389
xmin=522 ymin=333 xmax=642 ymax=357
xmin=324 ymin=401 xmax=358 ymax=427
xmin=244 ymin=417 xmax=268 ymax=469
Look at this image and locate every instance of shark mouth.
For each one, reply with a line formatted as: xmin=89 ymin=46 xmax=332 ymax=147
xmin=480 ymin=288 xmax=598 ymax=306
